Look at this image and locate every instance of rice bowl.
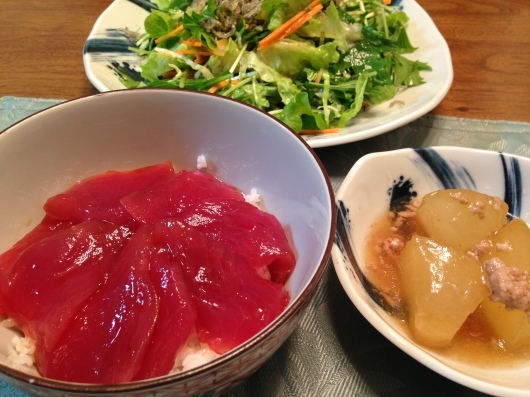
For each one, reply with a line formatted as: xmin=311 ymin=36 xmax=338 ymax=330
xmin=0 ymin=89 xmax=336 ymax=396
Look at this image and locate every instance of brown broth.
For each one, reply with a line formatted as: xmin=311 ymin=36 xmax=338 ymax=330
xmin=364 ymin=204 xmax=530 ymax=368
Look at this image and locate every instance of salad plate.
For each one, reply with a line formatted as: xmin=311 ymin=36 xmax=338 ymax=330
xmin=83 ymin=0 xmax=453 ymax=148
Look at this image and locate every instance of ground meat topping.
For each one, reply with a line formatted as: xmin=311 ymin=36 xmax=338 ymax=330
xmin=495 ymin=240 xmax=512 ymax=252
xmin=381 ymin=237 xmax=404 ymax=256
xmin=450 ymin=190 xmax=469 ymax=204
xmin=483 ymin=257 xmax=530 ymax=317
xmin=469 ymin=200 xmax=486 ymax=219
xmin=391 ymin=200 xmax=420 ymax=232
xmin=467 ymin=240 xmax=492 ymax=261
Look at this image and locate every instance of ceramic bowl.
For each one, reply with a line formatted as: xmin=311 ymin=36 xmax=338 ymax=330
xmin=332 ymin=146 xmax=530 ymax=397
xmin=0 ymin=89 xmax=336 ymax=396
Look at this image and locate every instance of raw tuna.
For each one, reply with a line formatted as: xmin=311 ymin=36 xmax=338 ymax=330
xmin=155 ymin=220 xmax=290 ymax=354
xmin=0 ymin=221 xmax=130 ymax=352
xmin=121 ymin=170 xmax=244 ymax=224
xmin=0 ymin=162 xmax=296 ymax=384
xmin=133 ymin=245 xmax=197 ymax=381
xmin=44 ymin=162 xmax=174 ymax=225
xmin=0 ymin=217 xmax=73 ymax=313
xmin=38 ymin=225 xmax=159 ymax=383
xmin=179 ymin=199 xmax=296 ymax=283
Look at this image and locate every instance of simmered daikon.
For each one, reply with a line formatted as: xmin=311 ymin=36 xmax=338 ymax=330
xmin=397 ymin=235 xmax=489 ymax=348
xmin=416 ymin=189 xmax=508 ymax=252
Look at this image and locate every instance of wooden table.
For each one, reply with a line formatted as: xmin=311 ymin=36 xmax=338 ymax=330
xmin=0 ymin=2 xmax=529 ymax=397
xmin=1 ymin=0 xmax=529 ymax=123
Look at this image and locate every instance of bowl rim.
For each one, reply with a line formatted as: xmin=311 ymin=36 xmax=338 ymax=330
xmin=0 ymin=88 xmax=337 ymax=393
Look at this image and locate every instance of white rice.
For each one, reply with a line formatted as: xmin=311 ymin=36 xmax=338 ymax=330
xmin=10 ymin=334 xmax=36 ymax=371
xmin=243 ymin=187 xmax=261 ymax=208
xmin=0 ymin=318 xmax=37 ymax=375
xmin=3 ymin=321 xmax=219 ymax=378
xmin=196 ymin=155 xmax=208 ymax=170
xmin=171 ymin=332 xmax=220 ymax=373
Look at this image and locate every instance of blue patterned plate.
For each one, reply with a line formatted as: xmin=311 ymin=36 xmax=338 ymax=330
xmin=83 ymin=0 xmax=453 ymax=148
xmin=332 ymin=146 xmax=530 ymax=396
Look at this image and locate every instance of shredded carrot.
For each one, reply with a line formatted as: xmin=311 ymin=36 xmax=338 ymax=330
xmin=194 ymin=53 xmax=209 ymax=65
xmin=281 ymin=4 xmax=323 ymax=39
xmin=258 ymin=10 xmax=307 ymax=50
xmin=207 ymin=80 xmax=238 ymax=93
xmin=175 ymin=49 xmax=213 ymax=56
xmin=300 ymin=127 xmax=339 ymax=135
xmin=180 ymin=39 xmax=203 ymax=47
xmin=162 ymin=70 xmax=177 ymax=79
xmin=258 ymin=0 xmax=322 ymax=51
xmin=175 ymin=39 xmax=225 ymax=56
xmin=307 ymin=0 xmax=322 ymax=9
xmin=383 ymin=0 xmax=391 ymax=4
xmin=154 ymin=25 xmax=184 ymax=44
xmin=314 ymin=68 xmax=324 ymax=84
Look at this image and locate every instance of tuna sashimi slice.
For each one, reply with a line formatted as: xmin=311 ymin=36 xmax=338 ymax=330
xmin=0 ymin=221 xmax=130 ymax=352
xmin=0 ymin=217 xmax=73 ymax=312
xmin=121 ymin=170 xmax=244 ymax=224
xmin=179 ymin=199 xmax=296 ymax=284
xmin=155 ymin=220 xmax=290 ymax=354
xmin=44 ymin=162 xmax=174 ymax=225
xmin=133 ymin=246 xmax=197 ymax=381
xmin=38 ymin=225 xmax=159 ymax=384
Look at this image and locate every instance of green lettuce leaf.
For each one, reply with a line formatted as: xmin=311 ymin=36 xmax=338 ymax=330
xmin=339 ymin=72 xmax=371 ymax=127
xmin=299 ymin=2 xmax=361 ymax=50
xmin=241 ymin=52 xmax=300 ymax=105
xmin=260 ymin=0 xmax=318 ymax=30
xmin=144 ymin=10 xmax=175 ymax=38
xmin=257 ymin=40 xmax=339 ymax=78
xmin=275 ymin=92 xmax=327 ymax=131
xmin=140 ymin=51 xmax=182 ymax=81
xmin=206 ymin=39 xmax=241 ymax=75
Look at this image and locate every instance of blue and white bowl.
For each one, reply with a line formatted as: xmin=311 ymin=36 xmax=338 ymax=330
xmin=332 ymin=146 xmax=530 ymax=397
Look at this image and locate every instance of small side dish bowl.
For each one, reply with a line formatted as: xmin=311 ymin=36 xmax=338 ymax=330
xmin=0 ymin=89 xmax=336 ymax=396
xmin=332 ymin=146 xmax=530 ymax=397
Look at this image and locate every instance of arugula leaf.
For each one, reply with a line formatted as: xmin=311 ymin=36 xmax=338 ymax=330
xmin=392 ymin=53 xmax=432 ymax=87
xmin=182 ymin=12 xmax=215 ymax=48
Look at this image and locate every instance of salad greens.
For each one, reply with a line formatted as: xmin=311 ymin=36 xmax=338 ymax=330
xmin=123 ymin=0 xmax=431 ymax=133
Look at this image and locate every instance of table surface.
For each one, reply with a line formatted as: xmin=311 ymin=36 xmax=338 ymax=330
xmin=1 ymin=0 xmax=530 ymax=123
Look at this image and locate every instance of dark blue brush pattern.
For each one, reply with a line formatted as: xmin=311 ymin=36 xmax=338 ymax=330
xmin=500 ymin=153 xmax=523 ymax=218
xmin=84 ymin=29 xmax=133 ymax=54
xmin=128 ymin=0 xmax=158 ymax=11
xmin=416 ymin=148 xmax=523 ymax=217
xmin=335 ymin=201 xmax=400 ymax=314
xmin=414 ymin=148 xmax=466 ymax=189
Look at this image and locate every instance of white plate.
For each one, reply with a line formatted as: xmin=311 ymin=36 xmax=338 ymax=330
xmin=333 ymin=146 xmax=530 ymax=396
xmin=83 ymin=0 xmax=453 ymax=148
